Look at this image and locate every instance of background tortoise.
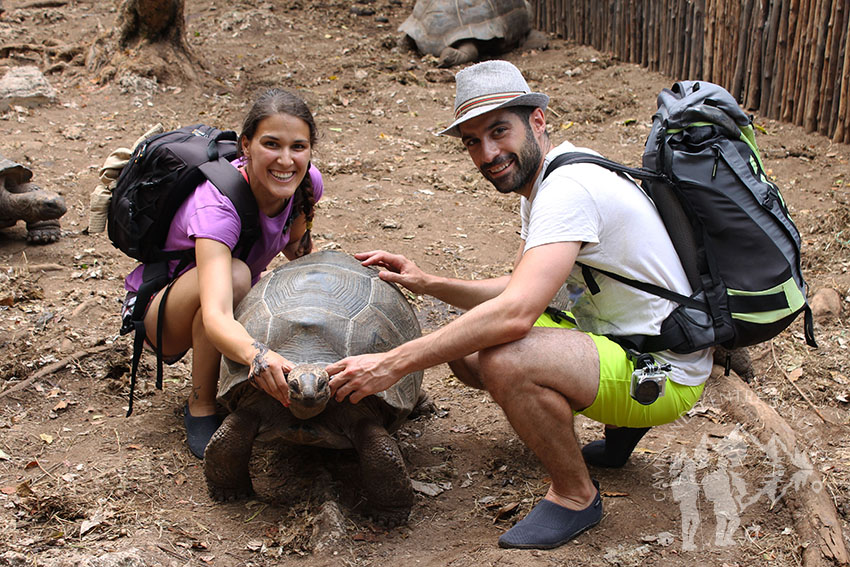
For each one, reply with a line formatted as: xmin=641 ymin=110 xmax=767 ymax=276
xmin=0 ymin=152 xmax=67 ymax=243
xmin=398 ymin=0 xmax=548 ymax=67
xmin=204 ymin=250 xmax=428 ymax=526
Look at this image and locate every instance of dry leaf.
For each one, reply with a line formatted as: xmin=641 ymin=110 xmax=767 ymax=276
xmin=80 ymin=515 xmax=102 ymax=536
xmin=493 ymin=502 xmax=519 ymax=522
xmin=39 ymin=433 xmax=53 ymax=444
xmin=53 ymin=400 xmax=69 ymax=411
xmin=411 ymin=479 xmax=443 ymax=497
xmin=789 ymin=367 xmax=803 ymax=382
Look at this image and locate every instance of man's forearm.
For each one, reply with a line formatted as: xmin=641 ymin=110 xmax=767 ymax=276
xmin=422 ymin=274 xmax=511 ymax=311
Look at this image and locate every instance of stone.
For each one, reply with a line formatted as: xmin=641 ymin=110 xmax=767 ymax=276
xmin=0 ymin=66 xmax=57 ymax=111
xmin=811 ymin=288 xmax=842 ymax=321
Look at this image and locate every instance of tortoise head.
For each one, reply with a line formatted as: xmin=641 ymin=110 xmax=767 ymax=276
xmin=287 ymin=363 xmax=331 ymax=420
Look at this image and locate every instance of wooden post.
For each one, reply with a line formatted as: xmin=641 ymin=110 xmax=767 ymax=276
xmin=817 ymin=0 xmax=843 ymax=135
xmin=732 ymin=0 xmax=754 ymax=99
xmin=793 ymin=0 xmax=816 ymax=126
xmin=828 ymin=1 xmax=849 ymax=138
xmin=761 ymin=0 xmax=783 ymax=114
xmin=804 ymin=0 xmax=831 ymax=132
xmin=705 ymin=0 xmax=716 ymax=81
xmin=745 ymin=0 xmax=764 ymax=110
xmin=836 ymin=6 xmax=850 ymax=142
xmin=781 ymin=0 xmax=803 ymax=123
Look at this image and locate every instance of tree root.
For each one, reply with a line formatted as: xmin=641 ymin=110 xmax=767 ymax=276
xmin=705 ymin=365 xmax=849 ymax=566
xmin=0 ymin=341 xmax=111 ymax=398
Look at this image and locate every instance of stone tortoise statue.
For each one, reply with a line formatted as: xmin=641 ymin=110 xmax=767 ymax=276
xmin=0 ymin=152 xmax=67 ymax=243
xmin=204 ymin=250 xmax=432 ymax=526
xmin=398 ymin=0 xmax=548 ymax=67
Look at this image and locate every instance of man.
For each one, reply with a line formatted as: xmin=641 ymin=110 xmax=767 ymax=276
xmin=326 ymin=60 xmax=712 ymax=549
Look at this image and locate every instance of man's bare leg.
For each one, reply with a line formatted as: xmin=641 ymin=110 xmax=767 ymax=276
xmin=459 ymin=327 xmax=605 ymax=549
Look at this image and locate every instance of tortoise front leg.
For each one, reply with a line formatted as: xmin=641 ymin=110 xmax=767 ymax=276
xmin=204 ymin=409 xmax=260 ymax=501
xmin=352 ymin=419 xmax=414 ymax=527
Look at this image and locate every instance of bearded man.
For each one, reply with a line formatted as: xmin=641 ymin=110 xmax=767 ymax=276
xmin=327 ymin=60 xmax=712 ymax=550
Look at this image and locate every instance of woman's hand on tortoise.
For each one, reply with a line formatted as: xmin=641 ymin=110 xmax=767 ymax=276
xmin=249 ymin=341 xmax=293 ymax=407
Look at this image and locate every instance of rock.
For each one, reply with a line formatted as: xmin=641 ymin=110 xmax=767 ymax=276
xmin=603 ymin=544 xmax=652 ymax=566
xmin=0 ymin=549 xmax=146 ymax=567
xmin=0 ymin=551 xmax=28 ymax=567
xmin=425 ymin=69 xmax=455 ymax=83
xmin=0 ymin=66 xmax=57 ymax=111
xmin=811 ymin=288 xmax=842 ymax=321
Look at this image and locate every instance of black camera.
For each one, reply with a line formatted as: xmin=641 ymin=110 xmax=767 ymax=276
xmin=630 ymin=354 xmax=671 ymax=405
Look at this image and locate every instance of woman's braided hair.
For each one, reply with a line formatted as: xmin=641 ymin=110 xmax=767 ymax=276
xmin=239 ymin=88 xmax=318 ymax=257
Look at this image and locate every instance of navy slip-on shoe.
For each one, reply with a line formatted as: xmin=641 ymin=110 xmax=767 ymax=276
xmin=498 ymin=482 xmax=603 ymax=550
xmin=183 ymin=405 xmax=222 ymax=459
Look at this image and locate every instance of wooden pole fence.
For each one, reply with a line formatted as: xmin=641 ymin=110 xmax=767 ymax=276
xmin=531 ymin=0 xmax=850 ymax=143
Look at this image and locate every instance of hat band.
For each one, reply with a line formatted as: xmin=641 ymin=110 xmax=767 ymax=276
xmin=454 ymin=91 xmax=526 ymax=120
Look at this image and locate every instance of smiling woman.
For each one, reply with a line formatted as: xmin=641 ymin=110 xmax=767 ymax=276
xmin=118 ymin=88 xmax=325 ymax=459
xmin=239 ymin=112 xmax=312 ymax=217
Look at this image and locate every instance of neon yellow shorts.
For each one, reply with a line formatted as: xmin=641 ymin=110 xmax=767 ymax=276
xmin=534 ymin=310 xmax=705 ymax=427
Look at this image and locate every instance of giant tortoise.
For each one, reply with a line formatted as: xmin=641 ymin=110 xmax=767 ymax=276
xmin=0 ymin=152 xmax=66 ymax=243
xmin=204 ymin=250 xmax=428 ymax=526
xmin=398 ymin=0 xmax=548 ymax=67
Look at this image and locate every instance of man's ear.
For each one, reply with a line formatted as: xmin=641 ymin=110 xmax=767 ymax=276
xmin=530 ymin=107 xmax=547 ymax=135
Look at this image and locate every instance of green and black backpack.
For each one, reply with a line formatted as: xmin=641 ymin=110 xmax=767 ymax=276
xmin=544 ymin=80 xmax=817 ymax=357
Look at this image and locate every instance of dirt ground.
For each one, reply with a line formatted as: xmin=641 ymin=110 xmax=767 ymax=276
xmin=0 ymin=1 xmax=849 ymax=566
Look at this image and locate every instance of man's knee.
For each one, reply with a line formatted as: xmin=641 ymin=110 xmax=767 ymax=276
xmin=476 ymin=344 xmax=523 ymax=397
xmin=448 ymin=357 xmax=485 ymax=390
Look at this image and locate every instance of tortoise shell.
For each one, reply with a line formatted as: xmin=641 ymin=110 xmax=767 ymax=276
xmin=398 ymin=0 xmax=532 ymax=57
xmin=0 ymin=152 xmax=33 ymax=185
xmin=219 ymin=250 xmax=424 ymax=436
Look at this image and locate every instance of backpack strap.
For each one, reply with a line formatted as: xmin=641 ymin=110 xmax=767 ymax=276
xmin=543 ymin=152 xmax=704 ymax=310
xmin=542 ymin=152 xmax=714 ymax=353
xmin=544 ymin=152 xmax=703 ymax=289
xmin=198 ymin=154 xmax=261 ymax=261
xmin=544 ymin=152 xmax=665 ymax=185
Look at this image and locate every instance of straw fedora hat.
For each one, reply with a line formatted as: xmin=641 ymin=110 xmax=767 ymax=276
xmin=439 ymin=60 xmax=549 ymax=137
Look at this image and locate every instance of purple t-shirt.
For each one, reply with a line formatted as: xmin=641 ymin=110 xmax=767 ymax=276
xmin=124 ymin=160 xmax=324 ymax=292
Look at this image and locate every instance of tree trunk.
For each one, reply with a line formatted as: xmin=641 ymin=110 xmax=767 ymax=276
xmin=86 ymin=0 xmax=198 ymax=84
xmin=118 ymin=0 xmax=188 ymax=51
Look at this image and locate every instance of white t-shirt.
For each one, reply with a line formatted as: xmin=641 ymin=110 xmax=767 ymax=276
xmin=520 ymin=141 xmax=712 ymax=386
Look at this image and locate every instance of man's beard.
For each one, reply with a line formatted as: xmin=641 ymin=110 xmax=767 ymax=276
xmin=481 ymin=126 xmax=543 ymax=195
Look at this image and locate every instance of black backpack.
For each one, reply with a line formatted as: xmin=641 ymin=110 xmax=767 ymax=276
xmin=107 ymin=124 xmax=261 ymax=416
xmin=543 ymin=81 xmax=817 ymax=359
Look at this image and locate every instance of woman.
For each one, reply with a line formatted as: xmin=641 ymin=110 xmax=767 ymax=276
xmin=120 ymin=89 xmax=322 ymax=458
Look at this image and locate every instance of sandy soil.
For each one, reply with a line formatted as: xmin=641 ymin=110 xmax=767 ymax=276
xmin=0 ymin=1 xmax=848 ymax=566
